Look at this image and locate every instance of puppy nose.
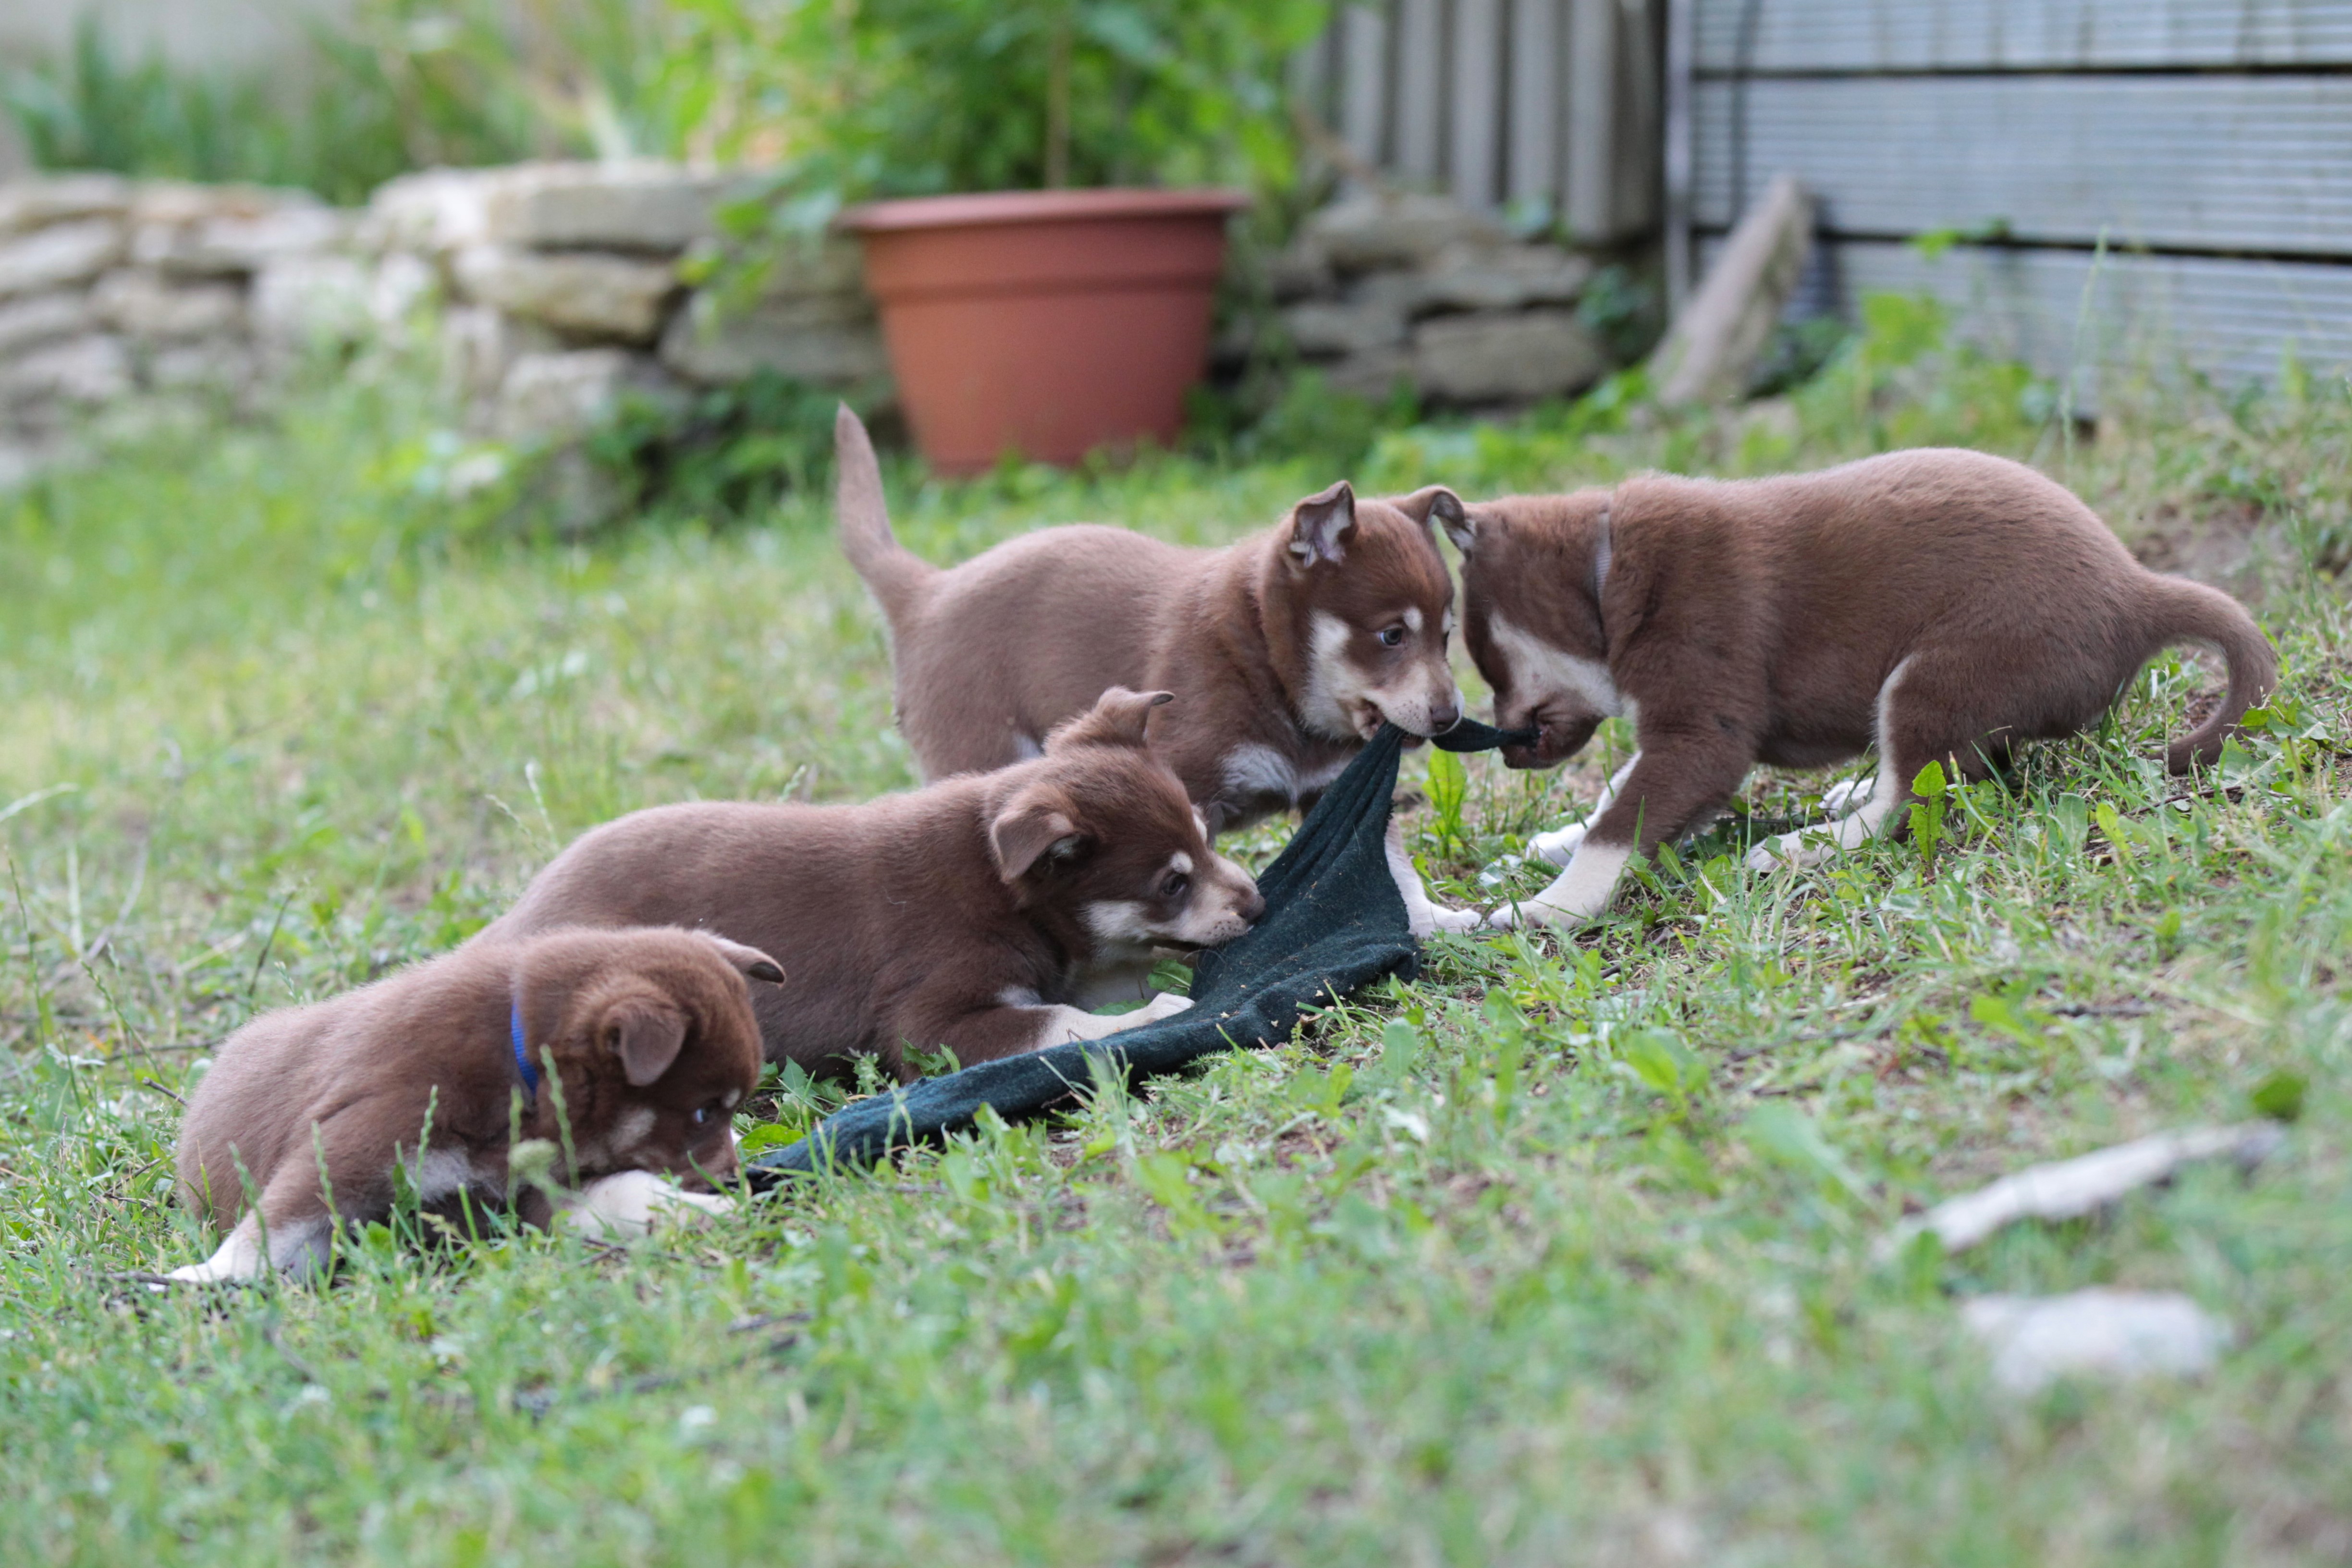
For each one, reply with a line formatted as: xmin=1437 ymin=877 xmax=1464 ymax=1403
xmin=1428 ymin=695 xmax=1462 ymax=733
xmin=1237 ymin=884 xmax=1267 ymax=924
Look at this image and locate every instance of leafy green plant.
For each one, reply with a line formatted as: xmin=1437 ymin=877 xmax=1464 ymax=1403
xmin=582 ymin=371 xmax=867 ymax=527
xmin=1 ymin=17 xmax=416 ymax=203
xmin=1423 ymin=746 xmax=1470 ymax=856
xmin=805 ymin=0 xmax=1329 ymax=200
xmin=1907 ymin=759 xmax=1949 ymax=874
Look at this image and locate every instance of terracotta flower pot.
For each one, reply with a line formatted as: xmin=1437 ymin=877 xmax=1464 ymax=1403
xmin=840 ymin=187 xmax=1250 ymax=475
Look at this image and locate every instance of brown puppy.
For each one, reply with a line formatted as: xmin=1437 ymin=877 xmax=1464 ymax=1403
xmin=834 ymin=407 xmax=1479 ymax=934
xmin=171 ymin=926 xmax=780 ymax=1282
xmin=478 ymin=687 xmax=1266 ymax=1081
xmin=1434 ymin=448 xmax=2277 ymax=927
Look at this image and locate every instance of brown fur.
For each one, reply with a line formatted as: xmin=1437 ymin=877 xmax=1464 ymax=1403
xmin=1436 ymin=448 xmax=2277 ymax=923
xmin=834 ymin=405 xmax=1461 ymax=835
xmin=478 ymin=688 xmax=1265 ymax=1080
xmin=174 ymin=926 xmax=778 ymax=1272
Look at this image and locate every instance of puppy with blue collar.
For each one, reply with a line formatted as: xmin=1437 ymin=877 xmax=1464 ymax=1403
xmin=170 ymin=926 xmax=782 ymax=1282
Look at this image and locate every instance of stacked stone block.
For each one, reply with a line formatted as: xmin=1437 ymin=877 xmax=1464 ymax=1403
xmin=0 ymin=162 xmax=885 ymax=486
xmin=0 ymin=173 xmax=385 ymax=485
xmin=1272 ymin=193 xmax=1612 ymax=407
xmin=359 ymin=162 xmax=883 ymax=446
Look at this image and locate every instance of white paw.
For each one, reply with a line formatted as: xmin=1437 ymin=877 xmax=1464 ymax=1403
xmin=1747 ymin=831 xmax=1831 ymax=873
xmin=169 ymin=1217 xmax=265 ymax=1282
xmin=1820 ymin=776 xmax=1871 ymax=815
xmin=558 ymin=1171 xmax=734 ymax=1241
xmin=1483 ymin=896 xmax=1588 ymax=931
xmin=1528 ymin=821 xmax=1587 ymax=868
xmin=1139 ymin=991 xmax=1195 ymax=1022
xmin=1425 ymin=904 xmax=1483 ymax=933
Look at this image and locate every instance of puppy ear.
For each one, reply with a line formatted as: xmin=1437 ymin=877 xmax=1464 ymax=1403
xmin=1427 ymin=489 xmax=1476 ymax=553
xmin=1386 ymin=485 xmax=1458 ymax=529
xmin=1286 ymin=480 xmax=1357 ymax=568
xmin=701 ymin=933 xmax=785 ymax=985
xmin=600 ymin=996 xmax=689 ymax=1087
xmin=1047 ymin=686 xmax=1174 ymax=752
xmin=990 ymin=785 xmax=1088 ymax=882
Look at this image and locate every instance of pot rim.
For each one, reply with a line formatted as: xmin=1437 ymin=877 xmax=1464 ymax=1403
xmin=838 ymin=186 xmax=1251 ymax=234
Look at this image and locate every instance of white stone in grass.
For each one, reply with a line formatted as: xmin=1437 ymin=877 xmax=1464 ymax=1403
xmin=1879 ymin=1122 xmax=2285 ymax=1261
xmin=1962 ymin=1289 xmax=2230 ymax=1394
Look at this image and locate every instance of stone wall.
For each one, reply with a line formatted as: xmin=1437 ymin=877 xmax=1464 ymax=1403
xmin=0 ymin=165 xmax=1623 ymax=491
xmin=1271 ymin=193 xmax=1613 ymax=407
xmin=0 ymin=172 xmax=384 ymax=485
xmin=361 ymin=161 xmax=882 ymax=447
xmin=0 ymin=161 xmax=883 ymax=489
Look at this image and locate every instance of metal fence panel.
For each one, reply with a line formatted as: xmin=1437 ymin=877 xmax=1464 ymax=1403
xmin=1695 ymin=0 xmax=2352 ymax=74
xmin=1695 ymin=74 xmax=2352 ymax=255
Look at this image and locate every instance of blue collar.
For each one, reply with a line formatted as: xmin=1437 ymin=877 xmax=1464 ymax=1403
xmin=510 ymin=1000 xmax=541 ymax=1103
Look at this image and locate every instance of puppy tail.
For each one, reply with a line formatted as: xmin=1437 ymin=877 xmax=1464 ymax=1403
xmin=2142 ymin=575 xmax=2278 ymax=774
xmin=834 ymin=404 xmax=933 ymax=625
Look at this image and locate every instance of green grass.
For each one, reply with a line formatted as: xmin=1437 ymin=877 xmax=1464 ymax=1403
xmin=2 ymin=314 xmax=2350 ymax=1564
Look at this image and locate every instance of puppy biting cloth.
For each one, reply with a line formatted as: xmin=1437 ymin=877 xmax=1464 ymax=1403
xmin=747 ymin=719 xmax=1530 ymax=1181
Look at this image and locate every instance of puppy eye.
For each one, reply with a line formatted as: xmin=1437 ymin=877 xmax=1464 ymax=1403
xmin=692 ymin=1102 xmax=722 ymax=1127
xmin=1377 ymin=624 xmax=1407 ymax=648
xmin=1162 ymin=872 xmax=1189 ymax=899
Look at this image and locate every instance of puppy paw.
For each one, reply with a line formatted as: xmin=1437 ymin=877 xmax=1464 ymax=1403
xmin=1528 ymin=821 xmax=1588 ymax=868
xmin=1425 ymin=904 xmax=1483 ymax=933
xmin=1820 ymin=776 xmax=1872 ymax=816
xmin=167 ymin=1217 xmax=266 ymax=1283
xmin=560 ymin=1171 xmax=734 ymax=1241
xmin=1746 ymin=832 xmax=1831 ymax=873
xmin=1485 ymin=893 xmax=1601 ymax=931
xmin=1138 ymin=991 xmax=1196 ymax=1023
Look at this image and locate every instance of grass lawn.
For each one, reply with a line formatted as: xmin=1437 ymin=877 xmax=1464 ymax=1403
xmin=2 ymin=312 xmax=2348 ymax=1565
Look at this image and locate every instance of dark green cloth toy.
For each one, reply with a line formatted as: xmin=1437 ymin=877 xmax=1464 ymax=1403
xmin=745 ymin=719 xmax=1530 ymax=1183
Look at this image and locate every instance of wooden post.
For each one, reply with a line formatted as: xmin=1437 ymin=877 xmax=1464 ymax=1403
xmin=1451 ymin=0 xmax=1505 ymax=210
xmin=1663 ymin=0 xmax=1694 ymax=309
xmin=1562 ymin=0 xmax=1616 ymax=241
xmin=1396 ymin=0 xmax=1446 ymax=184
xmin=1507 ymin=0 xmax=1561 ymax=213
xmin=1339 ymin=3 xmax=1392 ymax=176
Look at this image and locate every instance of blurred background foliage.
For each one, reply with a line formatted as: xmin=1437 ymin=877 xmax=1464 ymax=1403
xmin=2 ymin=0 xmax=1332 ymax=208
